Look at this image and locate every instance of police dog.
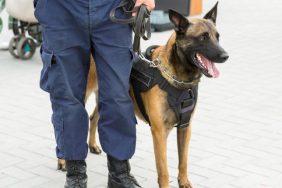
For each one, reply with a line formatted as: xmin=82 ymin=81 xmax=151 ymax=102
xmin=58 ymin=2 xmax=228 ymax=188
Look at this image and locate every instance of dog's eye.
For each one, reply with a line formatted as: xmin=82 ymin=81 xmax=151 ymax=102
xmin=199 ymin=32 xmax=210 ymax=41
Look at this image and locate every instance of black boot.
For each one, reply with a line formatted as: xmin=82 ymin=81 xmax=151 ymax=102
xmin=107 ymin=155 xmax=141 ymax=188
xmin=64 ymin=160 xmax=87 ymax=188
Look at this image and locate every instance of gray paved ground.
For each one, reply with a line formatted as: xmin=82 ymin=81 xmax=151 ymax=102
xmin=1 ymin=0 xmax=282 ymax=187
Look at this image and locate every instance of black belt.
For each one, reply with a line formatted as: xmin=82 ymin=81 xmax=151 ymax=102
xmin=110 ymin=0 xmax=151 ymax=54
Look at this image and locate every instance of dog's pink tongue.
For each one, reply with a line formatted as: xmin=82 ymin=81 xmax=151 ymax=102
xmin=202 ymin=56 xmax=220 ymax=78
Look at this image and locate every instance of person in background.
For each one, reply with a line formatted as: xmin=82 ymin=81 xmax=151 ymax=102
xmin=34 ymin=0 xmax=155 ymax=187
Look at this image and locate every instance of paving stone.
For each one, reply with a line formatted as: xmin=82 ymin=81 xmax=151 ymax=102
xmin=0 ymin=176 xmax=19 ymax=188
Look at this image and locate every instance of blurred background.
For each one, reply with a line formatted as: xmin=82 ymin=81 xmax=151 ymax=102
xmin=0 ymin=0 xmax=202 ymax=59
xmin=1 ymin=0 xmax=282 ymax=187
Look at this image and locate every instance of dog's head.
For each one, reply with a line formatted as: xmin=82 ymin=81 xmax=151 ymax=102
xmin=169 ymin=2 xmax=228 ymax=78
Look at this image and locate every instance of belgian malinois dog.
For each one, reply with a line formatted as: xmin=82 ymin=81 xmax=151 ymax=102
xmin=58 ymin=2 xmax=228 ymax=188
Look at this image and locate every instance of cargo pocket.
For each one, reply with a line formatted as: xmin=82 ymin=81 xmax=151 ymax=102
xmin=40 ymin=48 xmax=68 ymax=100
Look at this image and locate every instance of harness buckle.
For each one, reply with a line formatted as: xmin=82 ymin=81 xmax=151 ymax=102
xmin=181 ymin=99 xmax=194 ymax=109
xmin=179 ymin=89 xmax=196 ymax=113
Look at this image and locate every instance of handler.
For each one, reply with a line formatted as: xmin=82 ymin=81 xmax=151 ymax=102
xmin=34 ymin=0 xmax=155 ymax=187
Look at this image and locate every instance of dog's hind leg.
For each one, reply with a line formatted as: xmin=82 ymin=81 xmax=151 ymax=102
xmin=177 ymin=125 xmax=193 ymax=188
xmin=88 ymin=104 xmax=102 ymax=154
xmin=57 ymin=159 xmax=66 ymax=171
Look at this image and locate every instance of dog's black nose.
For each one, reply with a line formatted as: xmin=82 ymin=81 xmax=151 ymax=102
xmin=219 ymin=52 xmax=229 ymax=62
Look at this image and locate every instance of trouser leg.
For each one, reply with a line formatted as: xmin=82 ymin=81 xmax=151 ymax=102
xmin=35 ymin=0 xmax=91 ymax=160
xmin=90 ymin=0 xmax=137 ymax=160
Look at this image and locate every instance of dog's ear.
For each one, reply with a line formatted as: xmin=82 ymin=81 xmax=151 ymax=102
xmin=204 ymin=1 xmax=218 ymax=24
xmin=169 ymin=9 xmax=189 ymax=34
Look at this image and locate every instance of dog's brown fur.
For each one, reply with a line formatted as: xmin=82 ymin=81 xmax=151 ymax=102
xmin=58 ymin=3 xmax=227 ymax=188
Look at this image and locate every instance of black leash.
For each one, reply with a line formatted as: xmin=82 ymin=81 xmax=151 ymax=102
xmin=110 ymin=0 xmax=151 ymax=54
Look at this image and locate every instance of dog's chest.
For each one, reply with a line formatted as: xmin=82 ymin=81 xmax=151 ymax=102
xmin=161 ymin=97 xmax=179 ymax=129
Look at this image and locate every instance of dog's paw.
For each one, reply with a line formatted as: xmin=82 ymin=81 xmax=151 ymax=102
xmin=57 ymin=159 xmax=66 ymax=172
xmin=178 ymin=179 xmax=193 ymax=188
xmin=89 ymin=145 xmax=102 ymax=154
xmin=179 ymin=183 xmax=193 ymax=188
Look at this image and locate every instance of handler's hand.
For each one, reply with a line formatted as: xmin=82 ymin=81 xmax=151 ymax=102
xmin=132 ymin=0 xmax=155 ymax=16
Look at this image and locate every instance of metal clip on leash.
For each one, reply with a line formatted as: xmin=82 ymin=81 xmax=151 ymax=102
xmin=110 ymin=0 xmax=151 ymax=55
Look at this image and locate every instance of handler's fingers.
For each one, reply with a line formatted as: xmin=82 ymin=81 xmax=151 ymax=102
xmin=132 ymin=0 xmax=155 ymax=16
xmin=132 ymin=2 xmax=142 ymax=16
xmin=144 ymin=0 xmax=155 ymax=11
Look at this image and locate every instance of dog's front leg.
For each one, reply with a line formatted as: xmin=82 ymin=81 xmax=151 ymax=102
xmin=177 ymin=126 xmax=192 ymax=188
xmin=143 ymin=86 xmax=170 ymax=187
xmin=151 ymin=125 xmax=170 ymax=188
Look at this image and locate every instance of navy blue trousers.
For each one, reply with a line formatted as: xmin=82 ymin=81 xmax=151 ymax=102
xmin=35 ymin=0 xmax=137 ymax=160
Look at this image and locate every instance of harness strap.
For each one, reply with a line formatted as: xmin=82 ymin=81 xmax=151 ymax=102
xmin=131 ymin=68 xmax=152 ymax=124
xmin=110 ymin=0 xmax=151 ymax=54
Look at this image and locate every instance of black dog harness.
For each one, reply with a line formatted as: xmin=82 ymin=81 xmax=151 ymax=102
xmin=130 ymin=47 xmax=198 ymax=128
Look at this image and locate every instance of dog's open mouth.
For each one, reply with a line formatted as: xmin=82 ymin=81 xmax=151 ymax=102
xmin=194 ymin=53 xmax=220 ymax=78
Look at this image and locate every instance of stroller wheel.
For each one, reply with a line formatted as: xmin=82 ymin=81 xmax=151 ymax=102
xmin=17 ymin=37 xmax=36 ymax=60
xmin=9 ymin=36 xmax=20 ymax=58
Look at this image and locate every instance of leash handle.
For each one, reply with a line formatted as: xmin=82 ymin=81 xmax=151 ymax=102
xmin=109 ymin=0 xmax=136 ymax=24
xmin=133 ymin=5 xmax=151 ymax=54
xmin=110 ymin=0 xmax=151 ymax=54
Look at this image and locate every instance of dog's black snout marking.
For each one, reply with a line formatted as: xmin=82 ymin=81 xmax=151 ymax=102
xmin=218 ymin=52 xmax=229 ymax=62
